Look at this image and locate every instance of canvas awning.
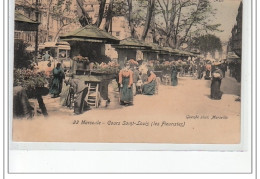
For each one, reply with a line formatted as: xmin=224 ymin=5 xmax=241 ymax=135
xmin=60 ymin=25 xmax=120 ymax=44
xmin=15 ymin=11 xmax=40 ymax=31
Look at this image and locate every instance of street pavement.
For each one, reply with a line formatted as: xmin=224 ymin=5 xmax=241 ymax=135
xmin=12 ymin=73 xmax=241 ymax=144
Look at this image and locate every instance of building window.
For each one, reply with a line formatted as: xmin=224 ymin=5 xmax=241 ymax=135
xmin=116 ymin=31 xmax=120 ymax=36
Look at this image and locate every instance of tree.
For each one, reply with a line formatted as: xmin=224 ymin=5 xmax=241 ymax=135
xmin=104 ymin=0 xmax=114 ymax=32
xmin=94 ymin=0 xmax=107 ymax=27
xmin=52 ymin=0 xmax=78 ymax=41
xmin=14 ymin=40 xmax=34 ymax=69
xmin=127 ymin=0 xmax=136 ymax=38
xmin=41 ymin=0 xmax=78 ymax=42
xmin=76 ymin=0 xmax=92 ymax=26
xmin=141 ymin=0 xmax=156 ymax=40
xmin=190 ymin=34 xmax=222 ymax=57
xmin=46 ymin=0 xmax=54 ymax=42
xmin=155 ymin=0 xmax=222 ymax=48
xmin=178 ymin=0 xmax=221 ymax=47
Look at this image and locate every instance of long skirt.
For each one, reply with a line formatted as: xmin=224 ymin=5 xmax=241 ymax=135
xmin=50 ymin=77 xmax=63 ymax=96
xmin=74 ymin=88 xmax=88 ymax=114
xmin=60 ymin=84 xmax=71 ymax=107
xmin=143 ymin=80 xmax=156 ymax=95
xmin=171 ymin=72 xmax=178 ymax=86
xmin=210 ymin=78 xmax=223 ymax=100
xmin=120 ymin=77 xmax=133 ymax=103
xmin=205 ymin=70 xmax=211 ymax=80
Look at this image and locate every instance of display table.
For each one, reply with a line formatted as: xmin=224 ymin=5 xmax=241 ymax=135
xmin=74 ymin=71 xmax=116 ymax=101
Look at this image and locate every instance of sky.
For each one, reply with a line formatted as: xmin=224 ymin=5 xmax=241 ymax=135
xmin=209 ymin=0 xmax=242 ymax=43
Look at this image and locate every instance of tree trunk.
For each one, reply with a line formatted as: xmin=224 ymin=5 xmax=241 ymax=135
xmin=141 ymin=0 xmax=155 ymax=41
xmin=127 ymin=0 xmax=136 ymax=38
xmin=104 ymin=0 xmax=114 ymax=32
xmin=174 ymin=4 xmax=182 ymax=48
xmin=76 ymin=0 xmax=91 ymax=26
xmin=46 ymin=0 xmax=53 ymax=42
xmin=151 ymin=12 xmax=157 ymax=43
xmin=94 ymin=0 xmax=106 ymax=28
xmin=178 ymin=2 xmax=200 ymax=48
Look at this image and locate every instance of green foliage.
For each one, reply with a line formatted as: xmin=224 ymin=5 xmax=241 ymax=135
xmin=190 ymin=34 xmax=222 ymax=56
xmin=112 ymin=0 xmax=147 ymax=27
xmin=110 ymin=0 xmax=128 ymax=16
xmin=14 ymin=40 xmax=34 ymax=69
xmin=51 ymin=0 xmax=77 ymax=23
xmin=153 ymin=0 xmax=222 ymax=48
xmin=13 ymin=68 xmax=48 ymax=97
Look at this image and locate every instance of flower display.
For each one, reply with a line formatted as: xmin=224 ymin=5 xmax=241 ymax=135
xmin=14 ymin=68 xmax=48 ymax=97
xmin=73 ymin=55 xmax=90 ymax=62
xmin=128 ymin=59 xmax=139 ymax=66
xmin=92 ymin=61 xmax=120 ymax=74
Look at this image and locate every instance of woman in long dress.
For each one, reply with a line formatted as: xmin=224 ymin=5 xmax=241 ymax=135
xmin=49 ymin=63 xmax=65 ymax=98
xmin=118 ymin=64 xmax=133 ymax=105
xmin=210 ymin=64 xmax=224 ymax=100
xmin=205 ymin=62 xmax=212 ymax=80
xmin=143 ymin=70 xmax=157 ymax=95
xmin=171 ymin=66 xmax=178 ymax=86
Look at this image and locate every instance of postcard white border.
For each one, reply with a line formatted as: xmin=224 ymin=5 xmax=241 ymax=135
xmin=8 ymin=0 xmax=251 ymax=152
xmin=4 ymin=0 xmax=257 ymax=175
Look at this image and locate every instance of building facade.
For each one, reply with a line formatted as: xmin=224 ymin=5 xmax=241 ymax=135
xmin=227 ymin=1 xmax=242 ymax=57
xmin=15 ymin=0 xmax=80 ymax=48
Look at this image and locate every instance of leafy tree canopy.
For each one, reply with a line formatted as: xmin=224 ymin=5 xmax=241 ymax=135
xmin=190 ymin=34 xmax=222 ymax=56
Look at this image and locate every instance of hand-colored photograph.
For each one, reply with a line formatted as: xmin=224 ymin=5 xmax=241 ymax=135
xmin=12 ymin=0 xmax=242 ymax=144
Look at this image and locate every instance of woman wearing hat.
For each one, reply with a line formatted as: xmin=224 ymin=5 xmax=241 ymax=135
xmin=210 ymin=63 xmax=224 ymax=100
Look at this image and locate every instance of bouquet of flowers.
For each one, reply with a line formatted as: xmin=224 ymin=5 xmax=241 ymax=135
xmin=154 ymin=61 xmax=172 ymax=71
xmin=92 ymin=61 xmax=120 ymax=74
xmin=14 ymin=68 xmax=48 ymax=97
xmin=73 ymin=55 xmax=90 ymax=63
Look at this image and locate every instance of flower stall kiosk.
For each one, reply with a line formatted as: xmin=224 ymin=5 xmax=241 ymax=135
xmin=60 ymin=25 xmax=120 ymax=106
xmin=112 ymin=38 xmax=152 ymax=68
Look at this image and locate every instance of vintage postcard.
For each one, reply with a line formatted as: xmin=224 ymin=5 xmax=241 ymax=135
xmin=11 ymin=0 xmax=245 ymax=147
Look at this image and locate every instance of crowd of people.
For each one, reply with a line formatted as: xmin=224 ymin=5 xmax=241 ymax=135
xmin=13 ymin=52 xmax=239 ymax=119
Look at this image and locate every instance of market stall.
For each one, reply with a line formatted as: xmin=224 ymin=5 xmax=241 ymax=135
xmin=112 ymin=38 xmax=152 ymax=68
xmin=60 ymin=25 xmax=120 ymax=104
xmin=141 ymin=43 xmax=166 ymax=61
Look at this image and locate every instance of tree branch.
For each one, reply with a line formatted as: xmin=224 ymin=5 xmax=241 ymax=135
xmin=94 ymin=0 xmax=106 ymax=27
